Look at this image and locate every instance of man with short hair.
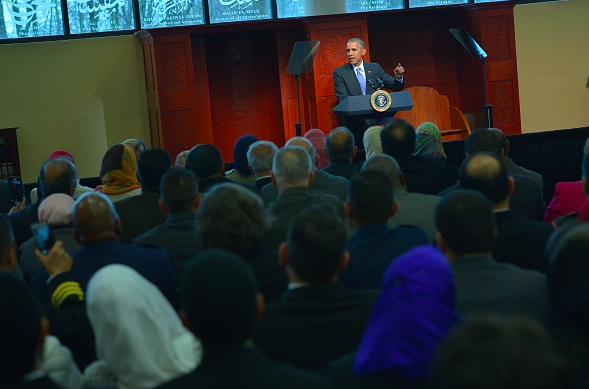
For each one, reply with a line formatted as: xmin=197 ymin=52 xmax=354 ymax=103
xmin=381 ymin=119 xmax=448 ymax=195
xmin=263 ymin=146 xmax=345 ymax=250
xmin=436 ymin=190 xmax=550 ymax=323
xmin=321 ymin=127 xmax=357 ymax=180
xmin=340 ymin=170 xmax=428 ymax=289
xmin=115 ymin=148 xmax=171 ymax=243
xmin=133 ymin=168 xmax=201 ymax=278
xmin=156 ymin=249 xmax=329 ymax=389
xmin=247 ymin=141 xmax=278 ymax=191
xmin=460 ymin=152 xmax=553 ymax=273
xmin=254 ymin=205 xmax=378 ymax=373
xmin=261 ymin=137 xmax=349 ymax=203
xmin=362 ymin=154 xmax=440 ymax=242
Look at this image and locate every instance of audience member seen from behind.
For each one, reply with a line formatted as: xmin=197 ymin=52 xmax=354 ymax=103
xmin=414 ymin=122 xmax=457 ymax=186
xmin=197 ymin=183 xmax=287 ymax=303
xmin=94 ymin=144 xmax=142 ymax=202
xmin=225 ymin=134 xmax=259 ymax=184
xmin=156 ymin=249 xmax=329 ymax=389
xmin=122 ymin=138 xmax=146 ymax=163
xmin=322 ymin=127 xmax=358 ymax=180
xmin=246 ymin=140 xmax=278 ymax=191
xmin=84 ymin=265 xmax=201 ymax=389
xmin=174 ymin=150 xmax=190 ymax=169
xmin=431 ymin=316 xmax=571 ymax=389
xmin=363 ymin=125 xmax=383 ymax=159
xmin=304 ymin=129 xmax=330 ymax=170
xmin=329 ymin=246 xmax=459 ymax=389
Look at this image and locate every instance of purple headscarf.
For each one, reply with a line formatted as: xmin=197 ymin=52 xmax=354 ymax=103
xmin=233 ymin=135 xmax=259 ymax=175
xmin=304 ymin=129 xmax=329 ymax=170
xmin=354 ymin=245 xmax=459 ymax=379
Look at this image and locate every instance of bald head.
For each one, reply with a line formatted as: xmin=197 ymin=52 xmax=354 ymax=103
xmin=72 ymin=193 xmax=122 ymax=244
xmin=460 ymin=152 xmax=510 ymax=205
xmin=325 ymin=127 xmax=355 ymax=162
xmin=285 ymin=137 xmax=317 ymax=169
xmin=362 ymin=154 xmax=404 ymax=189
xmin=39 ymin=159 xmax=77 ymax=199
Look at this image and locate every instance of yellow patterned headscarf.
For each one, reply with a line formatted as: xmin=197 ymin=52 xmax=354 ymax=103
xmin=96 ymin=144 xmax=141 ymax=195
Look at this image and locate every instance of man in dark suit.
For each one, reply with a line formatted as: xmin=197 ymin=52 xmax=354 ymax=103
xmin=156 ymin=249 xmax=329 ymax=389
xmin=340 ymin=170 xmax=428 ymax=289
xmin=381 ymin=119 xmax=448 ymax=195
xmin=440 ymin=128 xmax=545 ymax=221
xmin=246 ymin=140 xmax=277 ymax=191
xmin=133 ymin=168 xmax=201 ymax=279
xmin=255 ymin=205 xmax=378 ymax=373
xmin=436 ymin=190 xmax=550 ymax=324
xmin=115 ymin=148 xmax=171 ymax=243
xmin=261 ymin=137 xmax=349 ymax=204
xmin=333 ymin=38 xmax=405 ymax=144
xmin=35 ymin=193 xmax=177 ymax=308
xmin=460 ymin=152 xmax=553 ymax=274
xmin=321 ymin=126 xmax=358 ymax=180
xmin=263 ymin=146 xmax=345 ymax=250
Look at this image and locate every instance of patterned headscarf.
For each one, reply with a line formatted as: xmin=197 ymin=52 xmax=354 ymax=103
xmin=175 ymin=150 xmax=190 ymax=169
xmin=414 ymin=122 xmax=446 ymax=160
xmin=95 ymin=144 xmax=141 ymax=195
xmin=354 ymin=246 xmax=459 ymax=379
xmin=363 ymin=125 xmax=383 ymax=159
xmin=304 ymin=129 xmax=329 ymax=170
xmin=122 ymin=139 xmax=146 ymax=162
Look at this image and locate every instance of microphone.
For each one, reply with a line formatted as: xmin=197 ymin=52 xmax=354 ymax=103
xmin=367 ymin=78 xmax=378 ymax=90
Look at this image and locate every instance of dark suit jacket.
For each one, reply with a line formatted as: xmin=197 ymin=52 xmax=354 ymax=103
xmin=243 ymin=246 xmax=288 ymax=304
xmin=114 ymin=190 xmax=167 ymax=243
xmin=451 ymin=254 xmax=550 ymax=324
xmin=133 ymin=210 xmax=201 ymax=279
xmin=261 ymin=171 xmax=349 ymax=204
xmin=333 ymin=62 xmax=404 ymax=103
xmin=440 ymin=173 xmax=545 ymax=221
xmin=321 ymin=161 xmax=358 ymax=180
xmin=9 ymin=201 xmax=41 ymax=247
xmin=254 ymin=176 xmax=272 ymax=192
xmin=36 ymin=239 xmax=178 ymax=308
xmin=493 ymin=210 xmax=554 ymax=274
xmin=263 ymin=187 xmax=345 ymax=250
xmin=397 ymin=155 xmax=448 ymax=195
xmin=340 ymin=222 xmax=428 ymax=289
xmin=388 ymin=188 xmax=440 ymax=243
xmin=198 ymin=176 xmax=259 ymax=196
xmin=156 ymin=346 xmax=330 ymax=389
xmin=253 ymin=282 xmax=378 ymax=373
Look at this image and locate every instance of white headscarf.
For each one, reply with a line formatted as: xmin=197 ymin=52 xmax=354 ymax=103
xmin=86 ymin=265 xmax=201 ymax=389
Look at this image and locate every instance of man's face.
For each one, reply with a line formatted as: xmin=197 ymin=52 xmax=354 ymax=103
xmin=346 ymin=41 xmax=366 ymax=67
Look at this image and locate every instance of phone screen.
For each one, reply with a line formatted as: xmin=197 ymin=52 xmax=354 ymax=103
xmin=30 ymin=222 xmax=55 ymax=255
xmin=9 ymin=176 xmax=24 ymax=206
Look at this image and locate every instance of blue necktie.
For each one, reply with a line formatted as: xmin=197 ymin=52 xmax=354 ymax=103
xmin=356 ymin=67 xmax=366 ymax=95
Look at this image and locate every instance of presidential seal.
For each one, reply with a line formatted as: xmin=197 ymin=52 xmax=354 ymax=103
xmin=370 ymin=90 xmax=392 ymax=112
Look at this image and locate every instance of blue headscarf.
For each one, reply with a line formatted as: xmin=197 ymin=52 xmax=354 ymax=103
xmin=233 ymin=135 xmax=259 ymax=175
xmin=354 ymin=245 xmax=459 ymax=379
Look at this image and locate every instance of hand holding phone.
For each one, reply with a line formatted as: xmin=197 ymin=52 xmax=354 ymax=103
xmin=30 ymin=222 xmax=56 ymax=255
xmin=9 ymin=176 xmax=25 ymax=207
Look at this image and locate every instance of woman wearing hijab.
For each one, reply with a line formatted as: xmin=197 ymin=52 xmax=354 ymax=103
xmin=328 ymin=246 xmax=459 ymax=388
xmin=304 ymin=129 xmax=329 ymax=170
xmin=225 ymin=135 xmax=259 ymax=184
xmin=122 ymin=139 xmax=146 ymax=163
xmin=414 ymin=122 xmax=458 ymax=186
xmin=94 ymin=144 xmax=142 ymax=202
xmin=83 ymin=264 xmax=201 ymax=389
xmin=362 ymin=125 xmax=383 ymax=159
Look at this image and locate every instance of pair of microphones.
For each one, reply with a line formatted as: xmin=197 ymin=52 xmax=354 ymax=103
xmin=368 ymin=77 xmax=385 ymax=90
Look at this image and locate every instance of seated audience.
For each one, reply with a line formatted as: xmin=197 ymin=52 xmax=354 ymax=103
xmin=436 ymin=190 xmax=550 ymax=324
xmin=363 ymin=125 xmax=383 ymax=159
xmin=174 ymin=150 xmax=190 ymax=169
xmin=156 ymin=249 xmax=329 ymax=389
xmin=94 ymin=144 xmax=142 ymax=202
xmin=263 ymin=146 xmax=344 ymax=250
xmin=30 ymin=150 xmax=93 ymax=204
xmin=340 ymin=170 xmax=428 ymax=289
xmin=20 ymin=193 xmax=80 ymax=286
xmin=122 ymin=138 xmax=146 ymax=162
xmin=304 ymin=129 xmax=330 ymax=170
xmin=545 ymin=181 xmax=585 ymax=223
xmin=460 ymin=152 xmax=553 ymax=274
xmin=321 ymin=127 xmax=358 ymax=180
xmin=414 ymin=122 xmax=458 ymax=186
xmin=11 ymin=158 xmax=77 ymax=247
xmin=197 ymin=183 xmax=287 ymax=303
xmin=362 ymin=154 xmax=440 ymax=242
xmin=134 ymin=168 xmax=201 ymax=279
xmin=115 ymin=148 xmax=171 ymax=243
xmin=246 ymin=141 xmax=278 ymax=191
xmin=225 ymin=134 xmax=259 ymax=184
xmin=328 ymin=246 xmax=459 ymax=389
xmin=440 ymin=128 xmax=545 ymax=221
xmin=84 ymin=265 xmax=200 ymax=389
xmin=546 ymin=222 xmax=589 ymax=387
xmin=381 ymin=119 xmax=448 ymax=195
xmin=261 ymin=137 xmax=349 ymax=203
xmin=254 ymin=205 xmax=378 ymax=373
xmin=431 ymin=316 xmax=570 ymax=389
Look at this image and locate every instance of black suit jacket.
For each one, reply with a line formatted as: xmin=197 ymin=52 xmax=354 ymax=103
xmin=8 ymin=375 xmax=64 ymax=389
xmin=114 ymin=190 xmax=167 ymax=243
xmin=156 ymin=346 xmax=329 ymax=389
xmin=321 ymin=161 xmax=358 ymax=180
xmin=9 ymin=201 xmax=41 ymax=247
xmin=397 ymin=155 xmax=448 ymax=196
xmin=333 ymin=62 xmax=404 ymax=103
xmin=253 ymin=282 xmax=378 ymax=373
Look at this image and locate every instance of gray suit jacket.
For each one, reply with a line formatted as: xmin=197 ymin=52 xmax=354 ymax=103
xmin=388 ymin=188 xmax=440 ymax=243
xmin=261 ymin=171 xmax=349 ymax=205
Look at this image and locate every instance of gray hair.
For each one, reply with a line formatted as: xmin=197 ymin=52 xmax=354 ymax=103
xmin=362 ymin=154 xmax=403 ymax=189
xmin=197 ymin=184 xmax=269 ymax=256
xmin=347 ymin=38 xmax=365 ymax=50
xmin=285 ymin=137 xmax=317 ymax=169
xmin=247 ymin=141 xmax=278 ymax=173
xmin=272 ymin=146 xmax=312 ymax=188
